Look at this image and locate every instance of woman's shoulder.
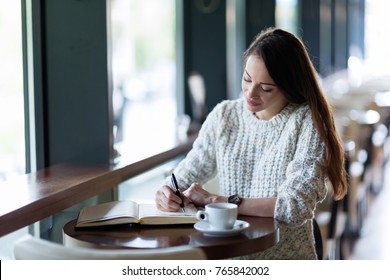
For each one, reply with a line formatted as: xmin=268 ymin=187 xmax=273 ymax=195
xmin=282 ymin=104 xmax=316 ymax=133
xmin=289 ymin=103 xmax=312 ymax=121
xmin=288 ymin=104 xmax=323 ymax=139
xmin=199 ymin=98 xmax=243 ymax=130
xmin=291 ymin=103 xmax=310 ymax=114
xmin=210 ymin=98 xmax=244 ymax=118
xmin=214 ymin=98 xmax=243 ymax=111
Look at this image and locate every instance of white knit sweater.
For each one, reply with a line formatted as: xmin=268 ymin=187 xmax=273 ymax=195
xmin=172 ymin=98 xmax=328 ymax=259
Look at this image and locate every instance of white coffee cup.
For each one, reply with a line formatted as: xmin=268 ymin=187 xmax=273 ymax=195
xmin=196 ymin=203 xmax=238 ymax=230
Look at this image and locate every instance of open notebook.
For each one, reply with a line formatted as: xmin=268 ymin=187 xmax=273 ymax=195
xmin=75 ymin=200 xmax=198 ymax=228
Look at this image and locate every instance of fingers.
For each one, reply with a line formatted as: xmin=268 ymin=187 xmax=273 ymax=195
xmin=155 ymin=182 xmax=215 ymax=211
xmin=181 ymin=194 xmax=191 ymax=206
xmin=184 ymin=182 xmax=206 ymax=196
xmin=183 ymin=182 xmax=211 ymax=207
xmin=155 ymin=185 xmax=183 ymax=212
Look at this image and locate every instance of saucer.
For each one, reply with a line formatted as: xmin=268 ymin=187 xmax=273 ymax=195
xmin=194 ymin=220 xmax=250 ymax=237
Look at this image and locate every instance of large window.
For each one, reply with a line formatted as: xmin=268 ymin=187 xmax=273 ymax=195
xmin=275 ymin=0 xmax=298 ymax=34
xmin=0 ymin=1 xmax=25 ymax=181
xmin=110 ymin=0 xmax=178 ymax=163
xmin=0 ymin=0 xmax=27 ymax=260
xmin=365 ymin=0 xmax=390 ymax=71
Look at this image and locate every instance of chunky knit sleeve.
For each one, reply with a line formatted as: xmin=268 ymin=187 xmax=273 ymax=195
xmin=274 ymin=110 xmax=328 ymax=226
xmin=168 ymin=103 xmax=223 ymax=189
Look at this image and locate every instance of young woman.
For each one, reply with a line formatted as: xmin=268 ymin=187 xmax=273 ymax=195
xmin=155 ymin=27 xmax=348 ymax=259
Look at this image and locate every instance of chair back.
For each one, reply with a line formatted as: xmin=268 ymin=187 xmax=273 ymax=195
xmin=313 ymin=218 xmax=323 ymax=260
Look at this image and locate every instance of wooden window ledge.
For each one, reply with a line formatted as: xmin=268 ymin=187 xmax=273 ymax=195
xmin=0 ymin=135 xmax=196 ymax=237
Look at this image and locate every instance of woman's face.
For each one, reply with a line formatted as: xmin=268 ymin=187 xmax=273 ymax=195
xmin=242 ymin=55 xmax=288 ymax=120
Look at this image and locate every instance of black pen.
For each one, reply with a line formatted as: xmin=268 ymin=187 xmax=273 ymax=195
xmin=171 ymin=173 xmax=185 ymax=213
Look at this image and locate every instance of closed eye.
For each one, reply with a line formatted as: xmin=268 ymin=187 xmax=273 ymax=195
xmin=260 ymin=85 xmax=273 ymax=93
xmin=243 ymin=75 xmax=251 ymax=83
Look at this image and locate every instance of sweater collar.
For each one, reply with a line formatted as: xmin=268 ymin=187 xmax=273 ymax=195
xmin=242 ymin=98 xmax=300 ymax=129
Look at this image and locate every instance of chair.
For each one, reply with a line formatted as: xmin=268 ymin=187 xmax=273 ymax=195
xmin=13 ymin=234 xmax=207 ymax=260
xmin=187 ymin=72 xmax=207 ymax=122
xmin=312 ymin=218 xmax=323 ymax=260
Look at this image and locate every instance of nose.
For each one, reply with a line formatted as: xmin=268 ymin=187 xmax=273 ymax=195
xmin=247 ymin=85 xmax=260 ymax=99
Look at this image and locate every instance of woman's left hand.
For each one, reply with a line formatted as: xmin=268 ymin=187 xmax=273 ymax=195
xmin=183 ymin=182 xmax=225 ymax=207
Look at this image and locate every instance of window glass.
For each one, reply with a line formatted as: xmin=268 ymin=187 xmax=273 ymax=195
xmin=365 ymin=0 xmax=390 ymax=71
xmin=110 ymin=0 xmax=177 ymax=163
xmin=275 ymin=0 xmax=298 ymax=34
xmin=0 ymin=1 xmax=25 ymax=181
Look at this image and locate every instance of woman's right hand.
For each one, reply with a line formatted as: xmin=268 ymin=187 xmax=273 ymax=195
xmin=155 ymin=185 xmax=190 ymax=212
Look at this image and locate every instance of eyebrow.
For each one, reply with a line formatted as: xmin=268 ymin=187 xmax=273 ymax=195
xmin=244 ymin=70 xmax=277 ymax=86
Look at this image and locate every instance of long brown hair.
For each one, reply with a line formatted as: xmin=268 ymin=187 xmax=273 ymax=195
xmin=244 ymin=27 xmax=347 ymax=200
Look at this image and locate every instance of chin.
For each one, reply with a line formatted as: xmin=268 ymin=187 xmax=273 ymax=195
xmin=246 ymin=104 xmax=262 ymax=114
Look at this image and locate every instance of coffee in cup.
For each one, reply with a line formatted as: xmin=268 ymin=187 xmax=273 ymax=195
xmin=196 ymin=203 xmax=238 ymax=230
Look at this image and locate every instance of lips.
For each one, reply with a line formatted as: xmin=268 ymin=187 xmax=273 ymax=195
xmin=246 ymin=98 xmax=261 ymax=107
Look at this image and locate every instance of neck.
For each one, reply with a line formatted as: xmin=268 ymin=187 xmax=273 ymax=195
xmin=255 ymin=103 xmax=289 ymax=120
xmin=254 ymin=112 xmax=269 ymax=121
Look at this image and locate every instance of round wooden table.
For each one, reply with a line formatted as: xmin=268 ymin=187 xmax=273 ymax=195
xmin=63 ymin=216 xmax=279 ymax=259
